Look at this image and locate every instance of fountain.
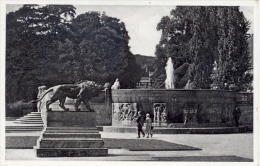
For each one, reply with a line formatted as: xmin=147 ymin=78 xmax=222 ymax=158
xmin=165 ymin=57 xmax=174 ymax=89
xmin=109 ymin=59 xmax=253 ymax=127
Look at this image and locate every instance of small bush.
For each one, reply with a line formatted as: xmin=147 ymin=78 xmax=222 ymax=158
xmin=6 ymin=100 xmax=37 ymax=117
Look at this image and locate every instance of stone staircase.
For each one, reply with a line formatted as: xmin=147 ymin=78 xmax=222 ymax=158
xmin=14 ymin=112 xmax=43 ymax=124
xmin=6 ymin=112 xmax=44 ymax=133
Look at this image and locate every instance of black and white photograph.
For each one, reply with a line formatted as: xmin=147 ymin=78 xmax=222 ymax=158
xmin=0 ymin=0 xmax=258 ymax=165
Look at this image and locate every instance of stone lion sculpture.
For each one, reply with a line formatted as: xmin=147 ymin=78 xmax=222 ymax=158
xmin=31 ymin=81 xmax=103 ymax=112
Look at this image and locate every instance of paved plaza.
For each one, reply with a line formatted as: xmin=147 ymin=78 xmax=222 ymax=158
xmin=5 ymin=131 xmax=254 ymax=162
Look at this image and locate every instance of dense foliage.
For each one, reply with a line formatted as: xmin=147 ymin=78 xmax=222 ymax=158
xmin=6 ymin=5 xmax=141 ymax=103
xmin=152 ymin=6 xmax=252 ymax=90
xmin=134 ymin=54 xmax=156 ymax=77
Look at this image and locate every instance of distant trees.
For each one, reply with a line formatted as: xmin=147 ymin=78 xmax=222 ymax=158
xmin=152 ymin=6 xmax=252 ymax=90
xmin=6 ymin=5 xmax=141 ymax=103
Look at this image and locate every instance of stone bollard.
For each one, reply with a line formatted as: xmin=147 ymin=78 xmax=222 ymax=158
xmin=37 ymin=85 xmax=47 ymax=128
xmin=37 ymin=85 xmax=47 ymax=112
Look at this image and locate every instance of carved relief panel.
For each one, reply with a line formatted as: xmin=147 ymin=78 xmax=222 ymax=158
xmin=112 ymin=103 xmax=138 ymax=122
xmin=153 ymin=103 xmax=167 ymax=123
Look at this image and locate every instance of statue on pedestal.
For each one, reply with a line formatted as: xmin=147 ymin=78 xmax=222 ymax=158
xmin=111 ymin=78 xmax=120 ymax=89
xmin=31 ymin=81 xmax=103 ymax=112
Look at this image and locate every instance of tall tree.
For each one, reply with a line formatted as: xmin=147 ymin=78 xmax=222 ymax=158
xmin=153 ymin=6 xmax=251 ymax=90
xmin=6 ymin=5 xmax=76 ymax=103
xmin=58 ymin=12 xmax=141 ymax=87
xmin=213 ymin=7 xmax=251 ymax=90
xmin=189 ymin=7 xmax=217 ymax=89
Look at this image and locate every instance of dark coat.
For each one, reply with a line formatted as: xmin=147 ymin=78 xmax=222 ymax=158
xmin=233 ymin=107 xmax=241 ymax=117
xmin=136 ymin=115 xmax=144 ymax=127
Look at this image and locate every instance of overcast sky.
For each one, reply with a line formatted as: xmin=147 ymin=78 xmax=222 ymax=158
xmin=6 ymin=5 xmax=254 ymax=56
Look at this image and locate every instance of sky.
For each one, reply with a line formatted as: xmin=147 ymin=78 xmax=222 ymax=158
xmin=6 ymin=5 xmax=254 ymax=57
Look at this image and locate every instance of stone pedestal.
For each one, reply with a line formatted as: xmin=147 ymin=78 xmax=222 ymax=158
xmin=35 ymin=112 xmax=108 ymax=157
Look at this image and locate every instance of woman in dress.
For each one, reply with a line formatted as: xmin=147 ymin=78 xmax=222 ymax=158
xmin=145 ymin=113 xmax=153 ymax=138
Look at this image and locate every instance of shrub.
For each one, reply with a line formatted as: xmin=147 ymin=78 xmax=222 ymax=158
xmin=6 ymin=100 xmax=37 ymax=117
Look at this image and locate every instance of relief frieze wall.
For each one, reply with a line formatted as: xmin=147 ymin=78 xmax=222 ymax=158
xmin=110 ymin=90 xmax=253 ymax=125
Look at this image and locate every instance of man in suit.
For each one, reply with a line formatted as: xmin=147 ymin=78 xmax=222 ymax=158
xmin=136 ymin=111 xmax=145 ymax=138
xmin=233 ymin=106 xmax=241 ymax=127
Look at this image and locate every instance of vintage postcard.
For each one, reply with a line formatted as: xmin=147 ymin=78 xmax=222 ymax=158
xmin=0 ymin=0 xmax=258 ymax=166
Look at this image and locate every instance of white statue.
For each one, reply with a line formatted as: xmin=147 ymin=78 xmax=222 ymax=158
xmin=111 ymin=78 xmax=120 ymax=89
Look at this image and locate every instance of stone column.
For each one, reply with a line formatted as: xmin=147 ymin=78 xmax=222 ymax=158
xmin=37 ymin=85 xmax=47 ymax=127
xmin=154 ymin=107 xmax=157 ymax=123
xmin=104 ymin=82 xmax=112 ymax=125
xmin=37 ymin=86 xmax=46 ymax=112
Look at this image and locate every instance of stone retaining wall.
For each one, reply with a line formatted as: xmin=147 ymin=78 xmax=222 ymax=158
xmin=111 ymin=90 xmax=253 ymax=126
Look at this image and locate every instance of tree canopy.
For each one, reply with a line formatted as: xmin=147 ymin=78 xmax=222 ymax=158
xmin=152 ymin=6 xmax=252 ymax=90
xmin=6 ymin=5 xmax=141 ymax=103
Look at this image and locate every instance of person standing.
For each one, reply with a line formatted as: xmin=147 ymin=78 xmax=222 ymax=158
xmin=145 ymin=113 xmax=153 ymax=138
xmin=136 ymin=111 xmax=145 ymax=138
xmin=233 ymin=106 xmax=241 ymax=127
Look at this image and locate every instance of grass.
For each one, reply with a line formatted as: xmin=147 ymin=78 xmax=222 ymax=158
xmin=103 ymin=138 xmax=201 ymax=151
xmin=152 ymin=155 xmax=253 ymax=162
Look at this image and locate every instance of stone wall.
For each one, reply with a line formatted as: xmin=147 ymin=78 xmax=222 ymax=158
xmin=111 ymin=89 xmax=253 ymax=126
xmin=235 ymin=92 xmax=253 ymax=124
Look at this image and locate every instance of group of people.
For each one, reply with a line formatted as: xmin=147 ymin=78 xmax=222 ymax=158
xmin=136 ymin=111 xmax=153 ymax=138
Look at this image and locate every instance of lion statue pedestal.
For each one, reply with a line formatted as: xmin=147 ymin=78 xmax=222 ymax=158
xmin=33 ymin=81 xmax=108 ymax=157
xmin=35 ymin=111 xmax=108 ymax=157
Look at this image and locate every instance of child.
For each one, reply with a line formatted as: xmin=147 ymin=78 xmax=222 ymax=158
xmin=145 ymin=113 xmax=153 ymax=138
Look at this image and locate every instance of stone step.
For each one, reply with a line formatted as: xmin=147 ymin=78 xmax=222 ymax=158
xmin=18 ymin=115 xmax=41 ymax=118
xmin=14 ymin=118 xmax=42 ymax=122
xmin=14 ymin=119 xmax=43 ymax=122
xmin=44 ymin=130 xmax=99 ymax=133
xmin=5 ymin=129 xmax=43 ymax=132
xmin=16 ymin=115 xmax=42 ymax=120
xmin=20 ymin=118 xmax=42 ymax=121
xmin=26 ymin=114 xmax=41 ymax=116
xmin=43 ymin=133 xmax=101 ymax=138
xmin=16 ymin=119 xmax=43 ymax=122
xmin=39 ymin=138 xmax=104 ymax=148
xmin=20 ymin=115 xmax=41 ymax=118
xmin=42 ymin=138 xmax=103 ymax=141
xmin=46 ymin=127 xmax=97 ymax=130
xmin=36 ymin=148 xmax=108 ymax=157
xmin=6 ymin=128 xmax=43 ymax=131
xmin=13 ymin=121 xmax=44 ymax=124
xmin=22 ymin=116 xmax=42 ymax=118
xmin=26 ymin=113 xmax=41 ymax=115
xmin=6 ymin=126 xmax=43 ymax=129
xmin=24 ymin=112 xmax=40 ymax=115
